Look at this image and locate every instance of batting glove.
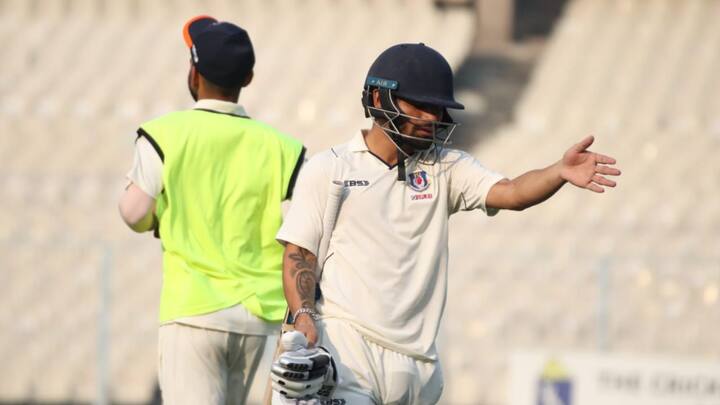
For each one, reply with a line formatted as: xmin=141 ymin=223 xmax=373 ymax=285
xmin=271 ymin=332 xmax=337 ymax=400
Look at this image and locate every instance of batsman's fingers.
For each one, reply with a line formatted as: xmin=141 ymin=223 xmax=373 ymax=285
xmin=271 ymin=369 xmax=326 ymax=400
xmin=592 ymin=175 xmax=616 ymax=187
xmin=278 ymin=349 xmax=331 ymax=371
xmin=271 ymin=380 xmax=321 ymax=400
xmin=596 ymin=165 xmax=621 ymax=176
xmin=271 ymin=373 xmax=324 ymax=393
xmin=573 ymin=135 xmax=595 ymax=152
xmin=594 ymin=153 xmax=617 ymax=165
xmin=277 ymin=353 xmax=313 ymax=371
xmin=272 ymin=363 xmax=327 ymax=381
xmin=271 ymin=364 xmax=307 ymax=380
xmin=276 ymin=353 xmax=313 ymax=373
xmin=586 ymin=182 xmax=605 ymax=193
xmin=309 ymin=353 xmax=330 ymax=369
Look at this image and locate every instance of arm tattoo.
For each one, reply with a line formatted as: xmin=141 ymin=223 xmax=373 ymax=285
xmin=288 ymin=249 xmax=317 ymax=309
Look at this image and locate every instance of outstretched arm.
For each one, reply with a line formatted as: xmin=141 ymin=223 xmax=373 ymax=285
xmin=283 ymin=243 xmax=319 ymax=345
xmin=486 ymin=136 xmax=621 ymax=211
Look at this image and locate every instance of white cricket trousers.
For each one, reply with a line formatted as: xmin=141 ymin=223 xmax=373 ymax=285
xmin=158 ymin=323 xmax=267 ymax=405
xmin=317 ymin=318 xmax=443 ymax=405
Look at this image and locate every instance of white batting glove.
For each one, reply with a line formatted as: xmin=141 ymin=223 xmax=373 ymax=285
xmin=271 ymin=331 xmax=337 ymax=401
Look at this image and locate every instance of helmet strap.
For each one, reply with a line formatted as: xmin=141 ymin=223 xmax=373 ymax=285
xmin=397 ymin=149 xmax=406 ymax=181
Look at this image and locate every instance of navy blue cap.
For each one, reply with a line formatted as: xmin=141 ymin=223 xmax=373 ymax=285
xmin=365 ymin=43 xmax=464 ymax=110
xmin=183 ymin=16 xmax=254 ymax=88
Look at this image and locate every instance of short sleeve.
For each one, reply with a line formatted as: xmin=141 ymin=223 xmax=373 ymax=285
xmin=126 ymin=136 xmax=163 ymax=198
xmin=447 ymin=151 xmax=505 ymax=216
xmin=276 ymin=151 xmax=333 ymax=256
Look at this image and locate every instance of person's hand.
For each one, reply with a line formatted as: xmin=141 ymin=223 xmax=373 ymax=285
xmin=271 ymin=331 xmax=337 ymax=401
xmin=294 ymin=312 xmax=319 ymax=347
xmin=560 ymin=136 xmax=621 ymax=193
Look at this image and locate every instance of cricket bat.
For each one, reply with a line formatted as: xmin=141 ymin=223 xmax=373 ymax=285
xmin=263 ymin=179 xmax=345 ymax=404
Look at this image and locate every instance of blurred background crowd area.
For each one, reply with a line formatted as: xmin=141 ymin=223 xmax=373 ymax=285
xmin=0 ymin=0 xmax=718 ymax=404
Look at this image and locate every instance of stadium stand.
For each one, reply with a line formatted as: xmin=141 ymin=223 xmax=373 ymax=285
xmin=0 ymin=0 xmax=475 ymax=403
xmin=442 ymin=0 xmax=720 ymax=403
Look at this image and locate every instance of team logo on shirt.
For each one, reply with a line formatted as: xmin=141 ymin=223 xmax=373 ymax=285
xmin=407 ymin=170 xmax=430 ymax=192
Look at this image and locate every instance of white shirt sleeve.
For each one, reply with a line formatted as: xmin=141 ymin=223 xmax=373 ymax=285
xmin=447 ymin=150 xmax=505 ymax=216
xmin=126 ymin=136 xmax=163 ymax=198
xmin=276 ymin=151 xmax=333 ymax=256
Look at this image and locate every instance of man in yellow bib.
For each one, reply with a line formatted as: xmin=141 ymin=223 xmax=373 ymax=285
xmin=118 ymin=16 xmax=305 ymax=405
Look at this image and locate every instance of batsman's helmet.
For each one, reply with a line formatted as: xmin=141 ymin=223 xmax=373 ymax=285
xmin=362 ymin=43 xmax=463 ymax=153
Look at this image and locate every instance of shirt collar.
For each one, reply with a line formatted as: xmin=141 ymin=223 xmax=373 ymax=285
xmin=193 ymin=99 xmax=248 ymax=117
xmin=349 ymin=131 xmax=369 ymax=152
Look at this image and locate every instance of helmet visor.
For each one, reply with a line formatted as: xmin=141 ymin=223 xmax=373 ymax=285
xmin=394 ymin=92 xmax=465 ymax=110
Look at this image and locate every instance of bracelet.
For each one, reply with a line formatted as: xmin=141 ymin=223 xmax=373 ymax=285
xmin=293 ymin=307 xmax=320 ymax=322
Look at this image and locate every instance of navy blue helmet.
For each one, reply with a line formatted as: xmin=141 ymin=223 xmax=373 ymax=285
xmin=362 ymin=43 xmax=463 ymax=155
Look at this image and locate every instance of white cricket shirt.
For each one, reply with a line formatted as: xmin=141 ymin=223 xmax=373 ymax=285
xmin=276 ymin=131 xmax=504 ymax=360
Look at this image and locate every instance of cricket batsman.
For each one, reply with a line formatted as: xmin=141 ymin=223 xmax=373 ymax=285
xmin=118 ymin=16 xmax=305 ymax=404
xmin=270 ymin=43 xmax=620 ymax=404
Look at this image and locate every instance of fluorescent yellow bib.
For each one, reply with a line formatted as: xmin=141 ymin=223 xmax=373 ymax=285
xmin=139 ymin=109 xmax=303 ymax=323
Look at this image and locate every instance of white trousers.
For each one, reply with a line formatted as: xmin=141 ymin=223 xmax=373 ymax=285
xmin=158 ymin=323 xmax=268 ymax=405
xmin=317 ymin=319 xmax=443 ymax=405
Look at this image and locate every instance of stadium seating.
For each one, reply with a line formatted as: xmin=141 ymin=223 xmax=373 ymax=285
xmin=441 ymin=0 xmax=720 ymax=403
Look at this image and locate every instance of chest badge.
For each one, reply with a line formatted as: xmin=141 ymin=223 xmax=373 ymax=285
xmin=407 ymin=170 xmax=430 ymax=192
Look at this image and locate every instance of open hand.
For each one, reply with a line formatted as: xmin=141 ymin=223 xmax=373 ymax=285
xmin=560 ymin=136 xmax=621 ymax=193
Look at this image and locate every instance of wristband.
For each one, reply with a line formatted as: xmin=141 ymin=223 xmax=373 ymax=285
xmin=293 ymin=307 xmax=320 ymax=322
